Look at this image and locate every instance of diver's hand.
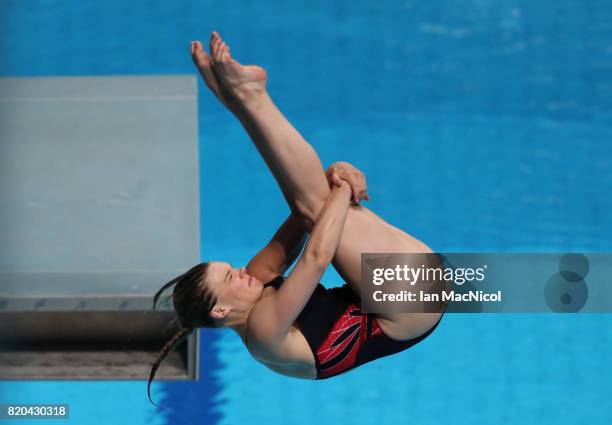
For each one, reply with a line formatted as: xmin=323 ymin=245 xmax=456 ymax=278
xmin=325 ymin=161 xmax=370 ymax=204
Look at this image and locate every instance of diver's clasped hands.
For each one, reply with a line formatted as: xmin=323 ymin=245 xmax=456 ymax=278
xmin=325 ymin=161 xmax=370 ymax=204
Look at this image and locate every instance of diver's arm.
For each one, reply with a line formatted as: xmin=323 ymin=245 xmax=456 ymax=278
xmin=251 ymin=181 xmax=352 ymax=344
xmin=246 ymin=161 xmax=367 ymax=282
xmin=246 ymin=163 xmax=367 ymax=281
xmin=246 ymin=214 xmax=308 ymax=282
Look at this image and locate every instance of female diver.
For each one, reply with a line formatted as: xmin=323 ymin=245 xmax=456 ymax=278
xmin=148 ymin=32 xmax=443 ymax=404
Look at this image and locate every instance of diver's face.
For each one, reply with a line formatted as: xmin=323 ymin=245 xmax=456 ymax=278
xmin=205 ymin=261 xmax=263 ymax=318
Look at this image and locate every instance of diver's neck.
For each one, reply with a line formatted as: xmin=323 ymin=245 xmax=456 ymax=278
xmin=227 ymin=309 xmax=252 ymax=344
xmin=228 ymin=292 xmax=265 ymax=342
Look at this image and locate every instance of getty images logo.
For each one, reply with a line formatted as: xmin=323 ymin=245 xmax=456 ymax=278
xmin=544 ymin=253 xmax=589 ymax=313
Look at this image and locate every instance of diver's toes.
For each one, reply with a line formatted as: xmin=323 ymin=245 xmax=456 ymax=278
xmin=210 ymin=32 xmax=219 ymax=58
xmin=191 ymin=41 xmax=211 ymax=67
xmin=213 ymin=39 xmax=224 ymax=62
xmin=220 ymin=42 xmax=230 ymax=62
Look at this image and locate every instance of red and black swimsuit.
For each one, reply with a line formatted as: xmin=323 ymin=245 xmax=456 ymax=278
xmin=263 ymin=276 xmax=442 ymax=379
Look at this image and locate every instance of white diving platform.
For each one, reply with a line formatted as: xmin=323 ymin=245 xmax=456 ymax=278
xmin=0 ymin=76 xmax=200 ymax=380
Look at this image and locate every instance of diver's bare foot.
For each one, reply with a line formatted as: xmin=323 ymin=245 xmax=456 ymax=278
xmin=191 ymin=32 xmax=267 ymax=108
xmin=191 ymin=40 xmax=233 ymax=108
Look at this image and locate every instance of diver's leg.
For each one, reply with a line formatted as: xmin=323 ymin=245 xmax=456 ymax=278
xmin=192 ymin=34 xmax=441 ymax=340
xmin=192 ymin=33 xmax=329 ymax=227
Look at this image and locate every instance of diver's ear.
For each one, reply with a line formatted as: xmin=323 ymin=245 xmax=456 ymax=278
xmin=210 ymin=305 xmax=229 ymax=320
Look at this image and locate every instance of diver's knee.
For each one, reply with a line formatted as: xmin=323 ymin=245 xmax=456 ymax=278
xmin=292 ymin=207 xmax=315 ymax=233
xmin=292 ymin=195 xmax=324 ymax=232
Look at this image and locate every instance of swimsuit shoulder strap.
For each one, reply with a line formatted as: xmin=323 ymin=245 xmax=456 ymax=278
xmin=263 ymin=275 xmax=284 ymax=290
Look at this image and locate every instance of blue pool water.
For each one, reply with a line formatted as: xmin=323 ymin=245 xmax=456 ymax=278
xmin=1 ymin=1 xmax=611 ymax=424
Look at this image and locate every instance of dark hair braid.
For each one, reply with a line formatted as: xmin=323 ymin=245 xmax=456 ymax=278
xmin=148 ymin=262 xmax=217 ymax=407
xmin=147 ymin=326 xmax=193 ymax=406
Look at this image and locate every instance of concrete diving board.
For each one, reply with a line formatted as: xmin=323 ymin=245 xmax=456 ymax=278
xmin=0 ymin=76 xmax=200 ymax=380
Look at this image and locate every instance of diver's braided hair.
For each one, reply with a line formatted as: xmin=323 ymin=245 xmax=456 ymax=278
xmin=147 ymin=262 xmax=217 ymax=407
xmin=147 ymin=326 xmax=192 ymax=406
